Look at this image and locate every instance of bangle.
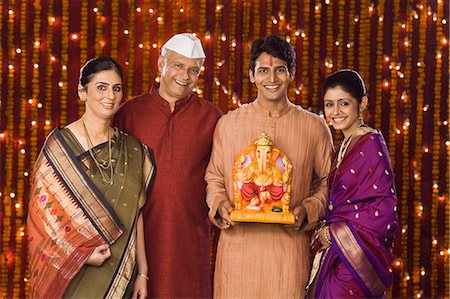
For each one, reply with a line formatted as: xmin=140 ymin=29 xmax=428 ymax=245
xmin=138 ymin=272 xmax=149 ymax=280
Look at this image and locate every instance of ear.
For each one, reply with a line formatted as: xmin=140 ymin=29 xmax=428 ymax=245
xmin=289 ymin=69 xmax=296 ymax=81
xmin=271 ymin=148 xmax=280 ymax=162
xmin=360 ymin=95 xmax=368 ymax=112
xmin=248 ymin=69 xmax=255 ymax=83
xmin=248 ymin=147 xmax=256 ymax=160
xmin=157 ymin=55 xmax=165 ymax=73
xmin=77 ymin=83 xmax=86 ymax=100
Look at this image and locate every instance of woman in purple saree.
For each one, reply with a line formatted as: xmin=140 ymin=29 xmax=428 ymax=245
xmin=306 ymin=70 xmax=398 ymax=298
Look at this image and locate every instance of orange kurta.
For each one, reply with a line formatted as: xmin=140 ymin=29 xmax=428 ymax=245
xmin=205 ymin=100 xmax=334 ymax=298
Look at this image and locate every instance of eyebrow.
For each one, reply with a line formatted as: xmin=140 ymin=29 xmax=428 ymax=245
xmin=257 ymin=65 xmax=288 ymax=69
xmin=324 ymin=98 xmax=351 ymax=101
xmin=95 ymin=81 xmax=121 ymax=86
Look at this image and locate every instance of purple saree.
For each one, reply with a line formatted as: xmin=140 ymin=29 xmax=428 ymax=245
xmin=307 ymin=127 xmax=398 ymax=298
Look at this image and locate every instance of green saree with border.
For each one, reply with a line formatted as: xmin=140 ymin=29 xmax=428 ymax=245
xmin=27 ymin=127 xmax=155 ymax=299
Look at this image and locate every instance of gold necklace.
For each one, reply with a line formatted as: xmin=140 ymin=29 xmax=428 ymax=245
xmin=328 ymin=134 xmax=353 ymax=211
xmin=82 ymin=118 xmax=114 ymax=185
xmin=336 ymin=135 xmax=353 ymax=168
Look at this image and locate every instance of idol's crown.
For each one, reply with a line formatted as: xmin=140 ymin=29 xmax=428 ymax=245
xmin=253 ymin=132 xmax=273 ymax=147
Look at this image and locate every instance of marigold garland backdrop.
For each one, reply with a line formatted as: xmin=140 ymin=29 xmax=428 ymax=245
xmin=0 ymin=0 xmax=448 ymax=298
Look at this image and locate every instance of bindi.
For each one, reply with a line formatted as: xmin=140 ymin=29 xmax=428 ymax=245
xmin=269 ymin=56 xmax=273 ymax=67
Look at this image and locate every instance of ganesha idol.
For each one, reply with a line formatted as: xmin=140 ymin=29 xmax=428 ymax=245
xmin=230 ymin=132 xmax=295 ymax=224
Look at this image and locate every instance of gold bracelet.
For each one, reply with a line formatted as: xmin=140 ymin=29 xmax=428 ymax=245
xmin=138 ymin=272 xmax=149 ymax=280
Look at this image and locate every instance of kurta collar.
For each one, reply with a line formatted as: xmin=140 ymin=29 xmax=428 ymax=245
xmin=149 ymin=84 xmax=194 ymax=110
xmin=253 ymin=99 xmax=292 ymax=118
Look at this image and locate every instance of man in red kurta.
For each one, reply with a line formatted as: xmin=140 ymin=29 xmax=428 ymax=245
xmin=113 ymin=33 xmax=222 ymax=298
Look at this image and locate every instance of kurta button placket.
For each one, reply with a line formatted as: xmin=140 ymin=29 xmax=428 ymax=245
xmin=166 ymin=114 xmax=174 ymax=160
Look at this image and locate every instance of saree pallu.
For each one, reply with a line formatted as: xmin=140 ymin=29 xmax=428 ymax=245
xmin=27 ymin=128 xmax=155 ymax=299
xmin=307 ymin=127 xmax=398 ymax=298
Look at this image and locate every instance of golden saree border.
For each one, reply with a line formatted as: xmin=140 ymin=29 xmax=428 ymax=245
xmin=44 ymin=128 xmax=124 ymax=243
xmin=330 ymin=222 xmax=386 ymax=296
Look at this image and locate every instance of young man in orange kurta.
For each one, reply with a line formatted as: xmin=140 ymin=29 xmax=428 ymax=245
xmin=114 ymin=33 xmax=222 ymax=298
xmin=205 ymin=35 xmax=334 ymax=298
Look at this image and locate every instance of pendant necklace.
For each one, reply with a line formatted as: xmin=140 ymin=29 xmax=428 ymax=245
xmin=82 ymin=118 xmax=114 ymax=185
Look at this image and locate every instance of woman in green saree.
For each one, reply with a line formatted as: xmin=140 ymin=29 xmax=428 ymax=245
xmin=27 ymin=57 xmax=155 ymax=298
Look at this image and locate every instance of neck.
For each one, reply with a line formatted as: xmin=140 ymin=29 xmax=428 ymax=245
xmin=256 ymin=96 xmax=289 ymax=112
xmin=342 ymin=121 xmax=363 ymax=139
xmin=165 ymin=99 xmax=177 ymax=112
xmin=82 ymin=114 xmax=111 ymax=140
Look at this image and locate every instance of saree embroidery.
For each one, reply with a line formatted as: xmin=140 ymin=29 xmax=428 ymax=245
xmin=42 ymin=128 xmax=124 ymax=242
xmin=28 ymin=128 xmax=155 ymax=299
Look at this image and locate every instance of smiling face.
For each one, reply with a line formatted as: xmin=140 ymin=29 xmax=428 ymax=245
xmin=79 ymin=70 xmax=123 ymax=121
xmin=158 ymin=50 xmax=204 ymax=103
xmin=249 ymin=52 xmax=294 ymax=106
xmin=323 ymin=86 xmax=367 ymax=137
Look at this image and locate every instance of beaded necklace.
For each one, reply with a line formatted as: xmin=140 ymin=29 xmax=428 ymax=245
xmin=82 ymin=118 xmax=114 ymax=185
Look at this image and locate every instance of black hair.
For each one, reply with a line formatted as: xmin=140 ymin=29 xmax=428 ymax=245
xmin=323 ymin=69 xmax=366 ymax=103
xmin=249 ymin=35 xmax=296 ymax=75
xmin=79 ymin=56 xmax=123 ymax=88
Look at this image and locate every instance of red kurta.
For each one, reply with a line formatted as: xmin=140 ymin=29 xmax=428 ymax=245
xmin=113 ymin=86 xmax=222 ymax=298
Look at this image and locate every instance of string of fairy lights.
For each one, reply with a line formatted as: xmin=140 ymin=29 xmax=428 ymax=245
xmin=0 ymin=1 xmax=448 ymax=298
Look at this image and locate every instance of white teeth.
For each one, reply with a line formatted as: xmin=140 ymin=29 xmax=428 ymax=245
xmin=175 ymin=79 xmax=188 ymax=86
xmin=265 ymin=85 xmax=278 ymax=90
xmin=101 ymin=103 xmax=113 ymax=108
xmin=333 ymin=117 xmax=346 ymax=122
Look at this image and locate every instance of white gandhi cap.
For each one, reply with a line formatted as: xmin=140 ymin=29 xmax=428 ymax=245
xmin=161 ymin=33 xmax=206 ymax=59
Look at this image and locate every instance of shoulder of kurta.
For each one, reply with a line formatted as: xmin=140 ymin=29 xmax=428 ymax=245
xmin=117 ymin=92 xmax=154 ymax=112
xmin=220 ymin=103 xmax=252 ymax=120
xmin=191 ymin=95 xmax=223 ymax=117
xmin=214 ymin=114 xmax=230 ymax=135
xmin=290 ymin=106 xmax=329 ymax=130
xmin=290 ymin=106 xmax=324 ymax=121
xmin=213 ymin=105 xmax=251 ymax=138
